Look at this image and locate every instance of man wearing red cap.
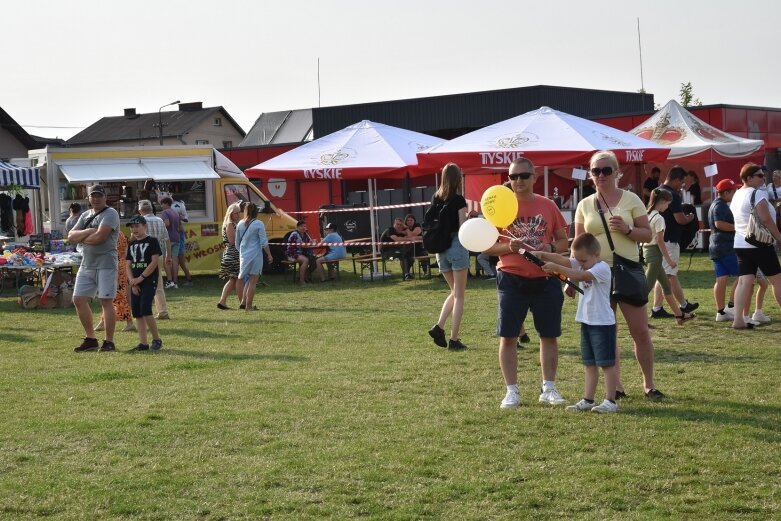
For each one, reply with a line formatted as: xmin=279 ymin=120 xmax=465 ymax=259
xmin=708 ymin=179 xmax=740 ymax=321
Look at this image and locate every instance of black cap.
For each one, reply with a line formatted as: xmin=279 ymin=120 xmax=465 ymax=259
xmin=88 ymin=184 xmax=106 ymax=195
xmin=324 ymin=222 xmax=335 ymax=230
xmin=126 ymin=215 xmax=147 ymax=226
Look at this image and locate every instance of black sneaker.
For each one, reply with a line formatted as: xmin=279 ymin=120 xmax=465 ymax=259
xmin=680 ymin=301 xmax=699 ymax=314
xmin=98 ymin=340 xmax=116 ymax=352
xmin=428 ymin=325 xmax=447 ymax=348
xmin=644 ymin=388 xmax=665 ymax=401
xmin=448 ymin=339 xmax=467 ymax=351
xmin=651 ymin=308 xmax=675 ymax=319
xmin=130 ymin=343 xmax=149 ymax=352
xmin=150 ymin=339 xmax=163 ymax=351
xmin=615 ymin=390 xmax=627 ymax=400
xmin=74 ymin=337 xmax=99 ymax=352
xmin=516 ymin=333 xmax=531 ymax=349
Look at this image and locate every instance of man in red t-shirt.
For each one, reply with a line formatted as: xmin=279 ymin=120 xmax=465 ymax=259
xmin=483 ymin=158 xmax=570 ymax=410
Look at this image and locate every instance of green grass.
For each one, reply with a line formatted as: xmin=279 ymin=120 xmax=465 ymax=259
xmin=1 ymin=254 xmax=780 ymax=520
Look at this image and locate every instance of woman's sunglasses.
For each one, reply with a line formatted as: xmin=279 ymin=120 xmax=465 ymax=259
xmin=590 ymin=166 xmax=614 ymax=177
xmin=508 ymin=172 xmax=533 ymax=181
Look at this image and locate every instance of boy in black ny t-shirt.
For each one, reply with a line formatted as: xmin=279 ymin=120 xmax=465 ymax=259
xmin=125 ymin=215 xmax=164 ymax=351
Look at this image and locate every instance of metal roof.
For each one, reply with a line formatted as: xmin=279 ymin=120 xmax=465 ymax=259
xmin=67 ymin=105 xmax=245 ymax=145
xmin=0 ymin=106 xmax=40 ymax=149
xmin=312 ymin=85 xmax=655 ymax=139
xmin=239 ymin=109 xmax=313 ymax=146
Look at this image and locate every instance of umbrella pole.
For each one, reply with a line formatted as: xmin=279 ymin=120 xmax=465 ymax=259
xmin=544 ymin=166 xmax=549 ymax=197
xmin=368 ymin=178 xmax=379 ymax=272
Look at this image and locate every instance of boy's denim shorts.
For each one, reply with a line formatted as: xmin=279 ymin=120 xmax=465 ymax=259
xmin=580 ymin=323 xmax=616 ymax=367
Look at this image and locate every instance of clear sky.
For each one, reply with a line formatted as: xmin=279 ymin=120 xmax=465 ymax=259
xmin=4 ymin=0 xmax=780 ymax=141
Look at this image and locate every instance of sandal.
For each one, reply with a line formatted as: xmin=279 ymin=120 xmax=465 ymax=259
xmin=217 ymin=303 xmax=230 ymax=310
xmin=675 ymin=312 xmax=696 ymax=325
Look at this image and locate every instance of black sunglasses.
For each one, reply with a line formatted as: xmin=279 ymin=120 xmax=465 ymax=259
xmin=590 ymin=166 xmax=614 ymax=177
xmin=509 ymin=172 xmax=534 ymax=181
xmin=752 ymin=172 xmax=765 ymax=178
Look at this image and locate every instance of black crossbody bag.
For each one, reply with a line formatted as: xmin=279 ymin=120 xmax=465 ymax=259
xmin=596 ymin=198 xmax=648 ymax=307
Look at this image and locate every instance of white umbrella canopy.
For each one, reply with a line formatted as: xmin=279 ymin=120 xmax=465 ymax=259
xmin=417 ymin=106 xmax=670 ymax=172
xmin=246 ymin=120 xmax=446 ymax=180
xmin=630 ymin=100 xmax=764 ymax=160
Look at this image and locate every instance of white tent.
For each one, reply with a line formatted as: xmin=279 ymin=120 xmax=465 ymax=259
xmin=630 ymin=100 xmax=764 ymax=160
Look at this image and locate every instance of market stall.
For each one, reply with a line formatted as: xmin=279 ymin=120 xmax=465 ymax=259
xmin=0 ymin=160 xmax=42 ymax=240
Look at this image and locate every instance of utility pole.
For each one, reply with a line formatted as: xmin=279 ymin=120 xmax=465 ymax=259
xmin=157 ymin=100 xmax=180 ymax=145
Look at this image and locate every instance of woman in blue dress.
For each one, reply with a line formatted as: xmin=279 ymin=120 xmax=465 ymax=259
xmin=235 ymin=202 xmax=273 ymax=312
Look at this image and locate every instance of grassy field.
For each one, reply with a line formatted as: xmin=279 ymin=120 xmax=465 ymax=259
xmin=1 ymin=254 xmax=780 ymax=520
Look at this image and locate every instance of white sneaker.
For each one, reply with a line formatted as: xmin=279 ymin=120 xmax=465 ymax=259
xmin=751 ymin=309 xmax=771 ymax=323
xmin=715 ymin=311 xmax=734 ymax=322
xmin=538 ymin=388 xmax=567 ymax=405
xmin=591 ymin=399 xmax=619 ymax=413
xmin=724 ymin=306 xmax=735 ymax=318
xmin=566 ymin=399 xmax=595 ymax=411
xmin=165 ymin=281 xmax=178 ymax=289
xmin=500 ymin=390 xmax=521 ymax=409
xmin=743 ymin=315 xmax=761 ymax=326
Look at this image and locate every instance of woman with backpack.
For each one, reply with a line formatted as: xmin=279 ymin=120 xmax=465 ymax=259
xmin=427 ymin=163 xmax=469 ymax=351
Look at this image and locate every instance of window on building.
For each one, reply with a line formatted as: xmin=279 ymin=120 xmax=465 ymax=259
xmin=222 ymin=141 xmax=233 ymax=149
xmin=195 ymin=139 xmax=209 ymax=145
xmin=214 ymin=117 xmax=222 ymax=127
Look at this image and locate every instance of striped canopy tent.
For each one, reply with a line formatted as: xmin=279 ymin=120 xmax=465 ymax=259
xmin=0 ymin=160 xmax=41 ymax=188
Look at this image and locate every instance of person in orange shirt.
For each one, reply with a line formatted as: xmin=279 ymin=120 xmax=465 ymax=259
xmin=483 ymin=158 xmax=570 ymax=409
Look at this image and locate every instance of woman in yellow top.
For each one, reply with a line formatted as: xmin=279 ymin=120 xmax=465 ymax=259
xmin=574 ymin=150 xmax=664 ymax=401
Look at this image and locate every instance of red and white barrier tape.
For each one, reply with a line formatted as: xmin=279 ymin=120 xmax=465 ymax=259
xmin=273 ymin=240 xmax=420 ymax=247
xmin=284 ymin=201 xmax=431 ymax=215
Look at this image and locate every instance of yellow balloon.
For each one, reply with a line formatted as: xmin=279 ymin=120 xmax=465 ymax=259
xmin=480 ymin=185 xmax=518 ymax=228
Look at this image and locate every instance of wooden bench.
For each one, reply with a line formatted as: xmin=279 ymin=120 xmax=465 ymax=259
xmin=414 ymin=255 xmax=437 ymax=279
xmin=281 ymin=259 xmax=307 ymax=282
xmin=319 ymin=258 xmax=342 ymax=281
xmin=351 ymin=254 xmax=386 ymax=281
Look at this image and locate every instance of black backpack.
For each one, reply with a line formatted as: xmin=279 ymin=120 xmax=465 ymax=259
xmin=422 ymin=197 xmax=452 ymax=254
xmin=679 ymin=203 xmax=699 ymax=250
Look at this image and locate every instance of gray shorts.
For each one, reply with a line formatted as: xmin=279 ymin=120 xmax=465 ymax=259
xmin=73 ymin=267 xmax=118 ymax=300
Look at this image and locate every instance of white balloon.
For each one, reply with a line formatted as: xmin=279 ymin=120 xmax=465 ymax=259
xmin=458 ymin=218 xmax=499 ymax=252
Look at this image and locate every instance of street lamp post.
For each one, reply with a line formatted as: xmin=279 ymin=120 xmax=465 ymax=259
xmin=158 ymin=100 xmax=180 ymax=145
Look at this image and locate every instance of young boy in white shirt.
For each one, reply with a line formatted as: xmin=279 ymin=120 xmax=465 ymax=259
xmin=535 ymin=233 xmax=618 ymax=413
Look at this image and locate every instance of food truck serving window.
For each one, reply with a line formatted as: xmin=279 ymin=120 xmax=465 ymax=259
xmin=157 ymin=181 xmax=206 ymax=216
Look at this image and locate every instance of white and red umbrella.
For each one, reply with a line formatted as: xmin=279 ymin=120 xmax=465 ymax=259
xmin=630 ymin=99 xmax=764 ymax=161
xmin=246 ymin=120 xmax=445 ymax=180
xmin=417 ymin=106 xmax=670 ymax=171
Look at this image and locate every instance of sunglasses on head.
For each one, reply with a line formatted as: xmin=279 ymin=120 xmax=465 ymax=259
xmin=590 ymin=166 xmax=614 ymax=177
xmin=509 ymin=172 xmax=533 ymax=181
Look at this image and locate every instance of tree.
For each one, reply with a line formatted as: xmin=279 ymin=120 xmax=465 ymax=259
xmin=679 ymin=82 xmax=703 ymax=107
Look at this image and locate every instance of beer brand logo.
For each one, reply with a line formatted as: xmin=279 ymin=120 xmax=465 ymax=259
xmin=494 ymin=132 xmax=539 ymax=149
xmin=593 ymin=131 xmax=631 ymax=147
xmin=319 ymin=150 xmax=349 ymax=165
xmin=344 ymin=219 xmax=358 ymax=233
xmin=632 ymin=112 xmax=685 ymax=144
xmin=409 ymin=141 xmax=434 ymax=152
